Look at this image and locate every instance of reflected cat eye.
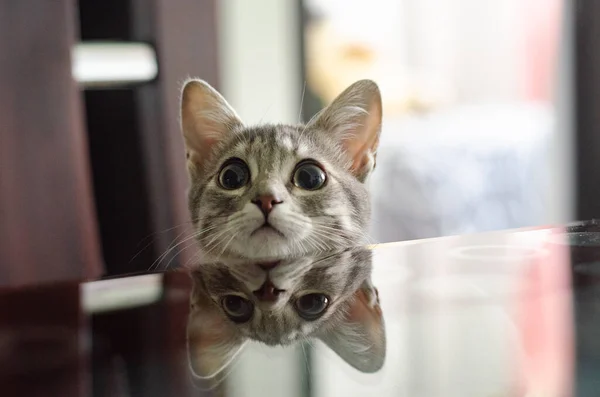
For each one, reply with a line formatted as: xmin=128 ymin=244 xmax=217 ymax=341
xmin=221 ymin=295 xmax=254 ymax=323
xmin=292 ymin=161 xmax=327 ymax=190
xmin=218 ymin=158 xmax=250 ymax=190
xmin=295 ymin=293 xmax=329 ymax=320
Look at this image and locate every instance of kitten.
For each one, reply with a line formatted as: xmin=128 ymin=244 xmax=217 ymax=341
xmin=187 ymin=248 xmax=385 ymax=386
xmin=180 ymin=79 xmax=382 ymax=260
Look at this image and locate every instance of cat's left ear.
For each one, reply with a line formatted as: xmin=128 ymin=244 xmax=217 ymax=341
xmin=318 ymin=279 xmax=386 ymax=373
xmin=187 ymin=272 xmax=245 ymax=388
xmin=180 ymin=79 xmax=243 ymax=175
xmin=307 ymin=79 xmax=382 ymax=182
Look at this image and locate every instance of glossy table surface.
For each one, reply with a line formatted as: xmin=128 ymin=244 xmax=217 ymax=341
xmin=3 ymin=220 xmax=600 ymax=397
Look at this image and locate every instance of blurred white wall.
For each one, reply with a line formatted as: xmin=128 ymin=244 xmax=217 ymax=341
xmin=218 ymin=0 xmax=301 ymax=124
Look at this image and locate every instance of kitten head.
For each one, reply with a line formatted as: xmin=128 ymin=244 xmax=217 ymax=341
xmin=187 ymin=249 xmax=385 ymax=384
xmin=180 ymin=79 xmax=382 ymax=259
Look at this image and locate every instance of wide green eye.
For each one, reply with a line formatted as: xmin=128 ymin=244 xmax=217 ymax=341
xmin=221 ymin=295 xmax=254 ymax=323
xmin=293 ymin=162 xmax=326 ymax=190
xmin=218 ymin=159 xmax=250 ymax=190
xmin=295 ymin=293 xmax=329 ymax=320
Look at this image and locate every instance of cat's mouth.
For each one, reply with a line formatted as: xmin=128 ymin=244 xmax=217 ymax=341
xmin=251 ymin=223 xmax=285 ymax=238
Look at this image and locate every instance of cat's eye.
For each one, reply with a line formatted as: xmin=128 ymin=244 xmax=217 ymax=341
xmin=295 ymin=293 xmax=329 ymax=320
xmin=293 ymin=161 xmax=327 ymax=190
xmin=218 ymin=159 xmax=250 ymax=190
xmin=221 ymin=295 xmax=254 ymax=323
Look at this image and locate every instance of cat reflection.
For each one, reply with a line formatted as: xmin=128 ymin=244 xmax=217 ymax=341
xmin=187 ymin=248 xmax=385 ymax=384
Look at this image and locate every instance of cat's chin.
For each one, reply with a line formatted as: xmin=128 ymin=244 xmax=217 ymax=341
xmin=232 ymin=233 xmax=295 ymax=260
xmin=250 ymin=225 xmax=285 ymax=239
xmin=210 ymin=228 xmax=310 ymax=260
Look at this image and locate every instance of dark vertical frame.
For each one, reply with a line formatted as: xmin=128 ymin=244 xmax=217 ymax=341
xmin=573 ymin=2 xmax=600 ymax=395
xmin=0 ymin=0 xmax=103 ymax=287
xmin=77 ymin=1 xmax=220 ymax=394
xmin=575 ymin=0 xmax=600 ymax=220
xmin=132 ymin=0 xmax=220 ymax=270
xmin=78 ymin=0 xmax=219 ymax=275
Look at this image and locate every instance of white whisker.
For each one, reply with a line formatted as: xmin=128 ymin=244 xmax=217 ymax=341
xmin=298 ymin=81 xmax=306 ymax=124
xmin=150 ymin=224 xmax=221 ymax=271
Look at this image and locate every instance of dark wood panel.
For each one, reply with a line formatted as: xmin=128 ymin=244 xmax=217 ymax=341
xmin=83 ymin=90 xmax=157 ymax=275
xmin=90 ymin=272 xmax=201 ymax=397
xmin=0 ymin=283 xmax=88 ymax=397
xmin=162 ymin=271 xmax=198 ymax=396
xmin=0 ymin=0 xmax=103 ymax=286
xmin=77 ymin=0 xmax=218 ymax=274
xmin=131 ymin=0 xmax=220 ymax=268
xmin=78 ymin=0 xmax=160 ymax=275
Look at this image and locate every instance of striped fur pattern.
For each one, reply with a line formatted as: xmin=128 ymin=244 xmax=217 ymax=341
xmin=181 ymin=79 xmax=385 ymax=382
xmin=180 ymin=79 xmax=382 ymax=260
xmin=187 ymin=249 xmax=385 ymax=383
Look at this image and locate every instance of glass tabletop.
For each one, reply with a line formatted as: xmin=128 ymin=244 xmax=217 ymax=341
xmin=3 ymin=220 xmax=600 ymax=397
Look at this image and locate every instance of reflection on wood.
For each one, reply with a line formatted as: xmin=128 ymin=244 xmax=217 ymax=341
xmin=0 ymin=283 xmax=87 ymax=397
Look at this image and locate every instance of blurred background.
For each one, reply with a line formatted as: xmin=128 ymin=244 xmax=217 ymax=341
xmin=1 ymin=0 xmax=597 ymax=396
xmin=303 ymin=0 xmax=566 ymax=244
xmin=2 ymin=0 xmax=580 ymax=284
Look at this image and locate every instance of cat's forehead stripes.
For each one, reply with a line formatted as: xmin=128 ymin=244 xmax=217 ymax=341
xmin=228 ymin=124 xmax=300 ymax=158
xmin=220 ymin=124 xmax=338 ymax=172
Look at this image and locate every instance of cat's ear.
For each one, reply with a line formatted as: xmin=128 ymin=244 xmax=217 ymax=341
xmin=307 ymin=79 xmax=382 ymax=182
xmin=319 ymin=279 xmax=386 ymax=373
xmin=180 ymin=79 xmax=243 ymax=173
xmin=187 ymin=271 xmax=245 ymax=388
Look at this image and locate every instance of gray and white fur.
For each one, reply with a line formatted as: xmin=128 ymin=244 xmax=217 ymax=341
xmin=180 ymin=79 xmax=385 ymax=384
xmin=187 ymin=249 xmax=385 ymax=386
xmin=180 ymin=79 xmax=382 ymax=260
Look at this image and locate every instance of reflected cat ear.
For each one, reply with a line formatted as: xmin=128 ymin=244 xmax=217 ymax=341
xmin=319 ymin=279 xmax=386 ymax=373
xmin=187 ymin=272 xmax=245 ymax=388
xmin=307 ymin=79 xmax=382 ymax=182
xmin=180 ymin=79 xmax=243 ymax=174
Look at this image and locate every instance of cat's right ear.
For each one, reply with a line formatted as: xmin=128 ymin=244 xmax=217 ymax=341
xmin=187 ymin=271 xmax=245 ymax=389
xmin=318 ymin=279 xmax=386 ymax=373
xmin=180 ymin=79 xmax=243 ymax=174
xmin=306 ymin=79 xmax=382 ymax=182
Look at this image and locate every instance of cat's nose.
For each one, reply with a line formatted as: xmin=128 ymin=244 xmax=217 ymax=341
xmin=253 ymin=280 xmax=284 ymax=302
xmin=252 ymin=195 xmax=283 ymax=216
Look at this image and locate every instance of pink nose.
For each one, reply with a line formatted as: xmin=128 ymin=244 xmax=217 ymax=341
xmin=252 ymin=195 xmax=282 ymax=216
xmin=253 ymin=280 xmax=284 ymax=302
